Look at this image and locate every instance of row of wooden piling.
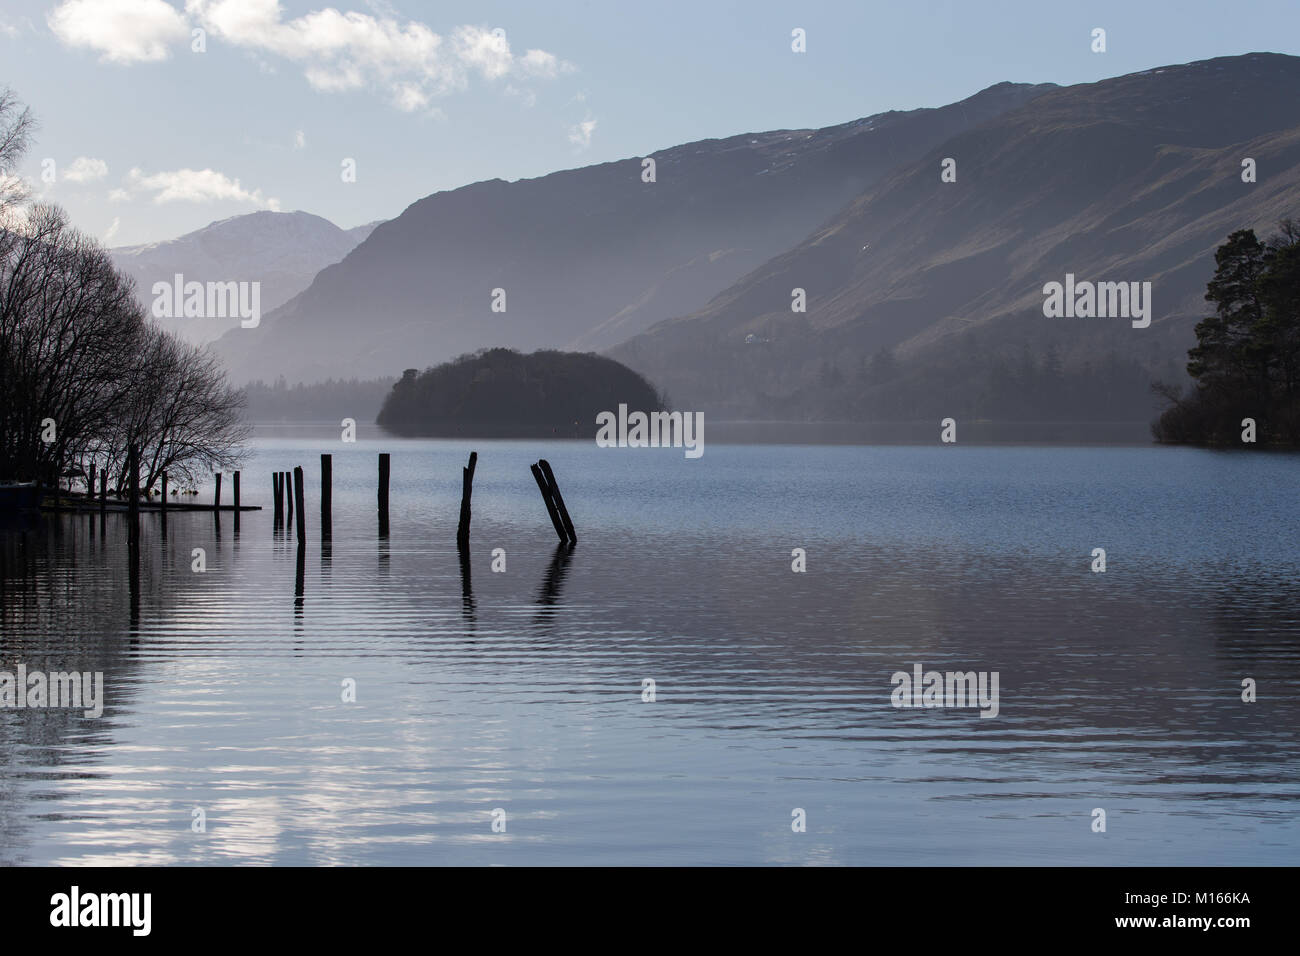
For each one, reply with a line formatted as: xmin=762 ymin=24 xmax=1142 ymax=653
xmin=84 ymin=447 xmax=246 ymax=515
xmin=265 ymin=451 xmax=575 ymax=548
xmin=85 ymin=446 xmax=576 ymax=552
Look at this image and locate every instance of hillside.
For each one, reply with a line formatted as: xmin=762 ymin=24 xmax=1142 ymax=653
xmin=610 ymin=53 xmax=1300 ymax=423
xmin=112 ymin=211 xmax=381 ymax=345
xmin=211 ymin=81 xmax=1053 ymax=384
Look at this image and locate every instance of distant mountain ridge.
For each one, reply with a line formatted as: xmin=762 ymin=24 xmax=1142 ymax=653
xmin=210 ymin=81 xmax=1055 ymax=383
xmin=111 ymin=210 xmax=383 ymax=345
xmin=611 ymin=53 xmax=1300 ymax=421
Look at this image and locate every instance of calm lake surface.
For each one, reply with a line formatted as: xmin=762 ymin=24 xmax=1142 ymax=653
xmin=2 ymin=432 xmax=1298 ymax=865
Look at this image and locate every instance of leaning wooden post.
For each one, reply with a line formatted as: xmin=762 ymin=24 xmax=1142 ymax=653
xmin=378 ymin=453 xmax=390 ymax=537
xmin=530 ymin=462 xmax=567 ymax=544
xmin=456 ymin=451 xmax=477 ymax=550
xmin=293 ymin=466 xmax=306 ymax=546
xmin=320 ymin=454 xmax=332 ymax=541
xmin=127 ymin=445 xmax=140 ymax=548
xmin=214 ymin=472 xmax=222 ymax=510
xmin=539 ymin=459 xmax=577 ymax=544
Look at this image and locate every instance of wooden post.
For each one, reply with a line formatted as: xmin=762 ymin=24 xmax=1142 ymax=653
xmin=531 ymin=462 xmax=567 ymax=544
xmin=127 ymin=445 xmax=140 ymax=547
xmin=285 ymin=471 xmax=294 ymax=527
xmin=272 ymin=473 xmax=283 ymax=524
xmin=456 ymin=451 xmax=477 ymax=550
xmin=539 ymin=459 xmax=577 ymax=544
xmin=378 ymin=453 xmax=390 ymax=536
xmin=214 ymin=472 xmax=222 ymax=510
xmin=320 ymin=454 xmax=332 ymax=541
xmin=100 ymin=470 xmax=107 ymax=511
xmin=88 ymin=462 xmax=96 ymax=502
xmin=233 ymin=471 xmax=240 ymax=531
xmin=293 ymin=466 xmax=306 ymax=546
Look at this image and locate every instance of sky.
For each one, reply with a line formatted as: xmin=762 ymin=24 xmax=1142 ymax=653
xmin=2 ymin=0 xmax=1299 ymax=247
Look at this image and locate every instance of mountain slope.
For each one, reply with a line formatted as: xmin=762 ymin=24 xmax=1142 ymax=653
xmin=210 ymin=81 xmax=1054 ymax=384
xmin=111 ymin=210 xmax=381 ymax=344
xmin=611 ymin=53 xmax=1300 ymax=422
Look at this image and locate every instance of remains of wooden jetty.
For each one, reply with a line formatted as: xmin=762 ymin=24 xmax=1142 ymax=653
xmin=530 ymin=459 xmax=577 ymax=546
xmin=378 ymin=453 xmax=390 ymax=537
xmin=320 ymin=454 xmax=332 ymax=541
xmin=456 ymin=451 xmax=477 ymax=550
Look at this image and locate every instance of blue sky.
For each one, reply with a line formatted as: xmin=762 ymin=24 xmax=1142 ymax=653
xmin=2 ymin=0 xmax=1298 ymax=246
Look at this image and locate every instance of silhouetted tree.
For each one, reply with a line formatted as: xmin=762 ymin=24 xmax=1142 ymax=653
xmin=0 ymin=92 xmax=247 ymax=487
xmin=1155 ymin=222 xmax=1300 ymax=444
xmin=377 ymin=348 xmax=665 ymax=437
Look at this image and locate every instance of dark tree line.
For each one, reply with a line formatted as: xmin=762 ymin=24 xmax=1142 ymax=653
xmin=1154 ymin=222 xmax=1300 ymax=444
xmin=377 ymin=347 xmax=665 ymax=437
xmin=1 ymin=89 xmax=247 ymax=492
xmin=243 ymin=375 xmax=395 ymax=423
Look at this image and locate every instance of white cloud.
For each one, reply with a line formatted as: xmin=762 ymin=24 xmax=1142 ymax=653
xmin=108 ymin=187 xmax=132 ymax=203
xmin=48 ymin=0 xmax=189 ymax=64
xmin=125 ymin=166 xmax=279 ymax=209
xmin=1 ymin=19 xmax=18 ymax=38
xmin=518 ymin=48 xmax=566 ymax=79
xmin=52 ymin=0 xmax=575 ymax=110
xmin=568 ymin=115 xmax=597 ymax=150
xmin=63 ymin=157 xmax=109 ymax=182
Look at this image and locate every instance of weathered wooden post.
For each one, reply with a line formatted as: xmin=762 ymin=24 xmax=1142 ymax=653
xmin=538 ymin=460 xmax=577 ymax=545
xmin=293 ymin=466 xmax=306 ymax=546
xmin=272 ymin=473 xmax=283 ymax=524
xmin=285 ymin=471 xmax=294 ymax=527
xmin=233 ymin=471 xmax=240 ymax=531
xmin=127 ymin=445 xmax=140 ymax=548
xmin=320 ymin=454 xmax=332 ymax=541
xmin=214 ymin=472 xmax=222 ymax=510
xmin=530 ymin=462 xmax=567 ymax=544
xmin=456 ymin=451 xmax=477 ymax=550
xmin=161 ymin=471 xmax=168 ymax=513
xmin=295 ymin=537 xmax=306 ymax=615
xmin=88 ymin=462 xmax=96 ymax=502
xmin=378 ymin=453 xmax=390 ymax=537
xmin=99 ymin=470 xmax=107 ymax=512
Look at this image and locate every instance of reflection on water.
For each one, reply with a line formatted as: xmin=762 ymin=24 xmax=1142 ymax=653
xmin=1 ymin=439 xmax=1298 ymax=865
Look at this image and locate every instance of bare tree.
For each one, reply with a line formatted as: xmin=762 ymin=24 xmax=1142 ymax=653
xmin=1 ymin=92 xmax=248 ymax=490
xmin=0 ymin=86 xmax=35 ymax=218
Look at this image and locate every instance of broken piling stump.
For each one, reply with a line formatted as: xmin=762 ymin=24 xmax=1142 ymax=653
xmin=127 ymin=445 xmax=140 ymax=549
xmin=320 ymin=454 xmax=332 ymax=541
xmin=538 ymin=459 xmax=577 ymax=545
xmin=531 ymin=462 xmax=567 ymax=545
xmin=378 ymin=453 xmax=390 ymax=537
xmin=456 ymin=451 xmax=477 ymax=550
xmin=293 ymin=466 xmax=306 ymax=546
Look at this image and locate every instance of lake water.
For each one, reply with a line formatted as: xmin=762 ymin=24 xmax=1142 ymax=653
xmin=2 ymin=433 xmax=1298 ymax=865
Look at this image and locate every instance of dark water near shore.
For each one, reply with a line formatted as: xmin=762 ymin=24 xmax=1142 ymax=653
xmin=2 ymin=434 xmax=1298 ymax=865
